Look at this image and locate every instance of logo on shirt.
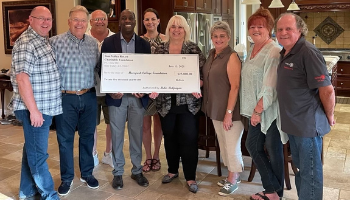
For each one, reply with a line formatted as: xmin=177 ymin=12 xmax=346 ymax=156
xmin=315 ymin=74 xmax=326 ymax=82
xmin=284 ymin=62 xmax=294 ymax=70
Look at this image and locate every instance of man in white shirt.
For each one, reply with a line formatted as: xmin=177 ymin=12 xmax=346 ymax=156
xmin=86 ymin=9 xmax=115 ymax=168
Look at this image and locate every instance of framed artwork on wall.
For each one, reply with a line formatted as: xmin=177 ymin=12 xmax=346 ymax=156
xmin=2 ymin=0 xmax=56 ymax=54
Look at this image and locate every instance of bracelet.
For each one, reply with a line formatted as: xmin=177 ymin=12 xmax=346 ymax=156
xmin=253 ymin=109 xmax=262 ymax=116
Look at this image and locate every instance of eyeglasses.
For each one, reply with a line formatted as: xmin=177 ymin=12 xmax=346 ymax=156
xmin=212 ymin=35 xmax=227 ymax=39
xmin=31 ymin=16 xmax=53 ymax=22
xmin=91 ymin=18 xmax=106 ymax=22
xmin=70 ymin=18 xmax=87 ymax=23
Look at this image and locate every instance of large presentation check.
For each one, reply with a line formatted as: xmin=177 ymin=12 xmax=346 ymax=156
xmin=101 ymin=53 xmax=200 ymax=93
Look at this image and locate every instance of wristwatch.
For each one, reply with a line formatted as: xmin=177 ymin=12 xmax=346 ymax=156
xmin=227 ymin=109 xmax=232 ymax=114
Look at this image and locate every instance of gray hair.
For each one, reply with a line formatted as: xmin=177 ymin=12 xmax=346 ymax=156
xmin=210 ymin=21 xmax=231 ymax=38
xmin=275 ymin=13 xmax=308 ymax=37
xmin=165 ymin=15 xmax=191 ymax=43
xmin=69 ymin=5 xmax=89 ymax=18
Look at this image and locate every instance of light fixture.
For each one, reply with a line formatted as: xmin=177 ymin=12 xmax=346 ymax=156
xmin=241 ymin=0 xmax=261 ymax=5
xmin=268 ymin=0 xmax=284 ymax=8
xmin=287 ymin=1 xmax=300 ymax=11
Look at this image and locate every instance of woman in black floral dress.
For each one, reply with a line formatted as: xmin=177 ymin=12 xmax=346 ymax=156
xmin=150 ymin=15 xmax=206 ymax=193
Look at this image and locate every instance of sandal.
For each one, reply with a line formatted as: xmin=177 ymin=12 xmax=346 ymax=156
xmin=142 ymin=159 xmax=152 ymax=172
xmin=250 ymin=191 xmax=279 ymax=200
xmin=151 ymin=159 xmax=161 ymax=171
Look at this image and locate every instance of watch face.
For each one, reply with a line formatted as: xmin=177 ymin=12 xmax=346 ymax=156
xmin=227 ymin=109 xmax=232 ymax=113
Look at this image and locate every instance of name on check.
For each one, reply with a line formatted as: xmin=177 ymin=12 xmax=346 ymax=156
xmin=101 ymin=53 xmax=200 ymax=93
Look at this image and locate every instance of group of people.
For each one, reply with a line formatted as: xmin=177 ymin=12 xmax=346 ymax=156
xmin=9 ymin=4 xmax=335 ymax=200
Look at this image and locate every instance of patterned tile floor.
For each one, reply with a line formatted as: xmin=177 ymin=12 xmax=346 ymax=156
xmin=0 ymin=102 xmax=349 ymax=200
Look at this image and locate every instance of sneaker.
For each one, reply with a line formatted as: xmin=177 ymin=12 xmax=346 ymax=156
xmin=80 ymin=175 xmax=99 ymax=189
xmin=57 ymin=181 xmax=73 ymax=196
xmin=93 ymin=151 xmax=99 ymax=167
xmin=217 ymin=178 xmax=227 ymax=187
xmin=217 ymin=177 xmax=241 ymax=187
xmin=218 ymin=181 xmax=238 ymax=196
xmin=101 ymin=151 xmax=114 ymax=168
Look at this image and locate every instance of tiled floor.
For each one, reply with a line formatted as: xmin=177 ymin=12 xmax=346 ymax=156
xmin=0 ymin=102 xmax=350 ymax=200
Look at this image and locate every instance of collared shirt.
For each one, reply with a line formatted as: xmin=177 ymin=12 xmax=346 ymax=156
xmin=86 ymin=29 xmax=115 ymax=96
xmin=120 ymin=33 xmax=135 ymax=53
xmin=9 ymin=26 xmax=62 ymax=116
xmin=86 ymin=28 xmax=115 ymax=51
xmin=49 ymin=31 xmax=99 ymax=91
xmin=277 ymin=37 xmax=331 ymax=137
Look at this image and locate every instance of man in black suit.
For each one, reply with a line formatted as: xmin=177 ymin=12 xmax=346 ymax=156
xmin=100 ymin=9 xmax=151 ymax=190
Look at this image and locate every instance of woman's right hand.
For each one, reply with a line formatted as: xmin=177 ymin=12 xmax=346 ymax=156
xmin=250 ymin=113 xmax=261 ymax=126
xmin=149 ymin=92 xmax=159 ymax=99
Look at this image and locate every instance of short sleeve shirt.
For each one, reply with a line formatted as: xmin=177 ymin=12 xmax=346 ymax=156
xmin=49 ymin=31 xmax=99 ymax=91
xmin=276 ymin=37 xmax=331 ymax=137
xmin=9 ymin=26 xmax=62 ymax=116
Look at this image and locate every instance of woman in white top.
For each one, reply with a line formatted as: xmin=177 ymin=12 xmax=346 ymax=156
xmin=240 ymin=7 xmax=287 ymax=200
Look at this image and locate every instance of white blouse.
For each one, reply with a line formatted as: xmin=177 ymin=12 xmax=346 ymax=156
xmin=240 ymin=41 xmax=288 ymax=144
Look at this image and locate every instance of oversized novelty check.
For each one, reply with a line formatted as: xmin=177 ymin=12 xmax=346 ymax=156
xmin=100 ymin=53 xmax=200 ymax=93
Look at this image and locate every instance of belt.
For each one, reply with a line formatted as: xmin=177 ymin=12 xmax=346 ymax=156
xmin=62 ymin=88 xmax=94 ymax=95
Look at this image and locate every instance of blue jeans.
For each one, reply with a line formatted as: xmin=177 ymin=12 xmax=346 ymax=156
xmin=288 ymin=134 xmax=323 ymax=200
xmin=55 ymin=91 xmax=97 ymax=182
xmin=246 ymin=120 xmax=284 ymax=197
xmin=15 ymin=110 xmax=59 ymax=200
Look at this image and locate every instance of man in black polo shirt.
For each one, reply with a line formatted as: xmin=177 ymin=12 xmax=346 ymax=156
xmin=275 ymin=13 xmax=335 ymax=200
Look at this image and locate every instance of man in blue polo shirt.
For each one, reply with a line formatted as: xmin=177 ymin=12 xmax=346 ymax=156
xmin=275 ymin=13 xmax=335 ymax=200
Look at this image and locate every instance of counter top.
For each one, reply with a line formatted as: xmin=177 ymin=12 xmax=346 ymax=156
xmin=324 ymin=55 xmax=340 ymax=73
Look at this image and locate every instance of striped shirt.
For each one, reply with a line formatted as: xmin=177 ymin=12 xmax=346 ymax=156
xmin=49 ymin=31 xmax=99 ymax=91
xmin=9 ymin=26 xmax=62 ymax=116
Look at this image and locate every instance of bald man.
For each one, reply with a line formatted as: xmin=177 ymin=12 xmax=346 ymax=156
xmin=86 ymin=10 xmax=115 ymax=168
xmin=9 ymin=6 xmax=61 ymax=200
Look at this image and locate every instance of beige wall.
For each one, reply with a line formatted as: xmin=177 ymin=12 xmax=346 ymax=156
xmin=0 ymin=0 xmax=78 ymax=70
xmin=300 ymin=12 xmax=350 ymax=48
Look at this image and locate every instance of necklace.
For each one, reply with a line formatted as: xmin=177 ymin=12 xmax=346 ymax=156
xmin=250 ymin=38 xmax=270 ymax=59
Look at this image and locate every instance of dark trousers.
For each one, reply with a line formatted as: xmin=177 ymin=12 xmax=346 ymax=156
xmin=55 ymin=91 xmax=97 ymax=182
xmin=160 ymin=105 xmax=199 ymax=181
xmin=246 ymin=120 xmax=284 ymax=197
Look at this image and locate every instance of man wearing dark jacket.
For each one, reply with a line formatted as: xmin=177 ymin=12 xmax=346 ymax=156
xmin=100 ymin=9 xmax=151 ymax=190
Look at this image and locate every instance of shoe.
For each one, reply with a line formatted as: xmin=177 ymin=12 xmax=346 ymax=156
xmin=151 ymin=159 xmax=161 ymax=171
xmin=218 ymin=181 xmax=238 ymax=196
xmin=162 ymin=173 xmax=179 ymax=183
xmin=217 ymin=176 xmax=241 ymax=187
xmin=217 ymin=178 xmax=227 ymax=187
xmin=142 ymin=159 xmax=152 ymax=173
xmin=80 ymin=175 xmax=99 ymax=189
xmin=101 ymin=151 xmax=114 ymax=168
xmin=93 ymin=151 xmax=99 ymax=167
xmin=57 ymin=181 xmax=73 ymax=196
xmin=112 ymin=175 xmax=123 ymax=190
xmin=131 ymin=173 xmax=149 ymax=187
xmin=188 ymin=183 xmax=198 ymax=193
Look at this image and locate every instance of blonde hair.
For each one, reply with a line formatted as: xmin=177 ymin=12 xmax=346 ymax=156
xmin=69 ymin=5 xmax=89 ymax=19
xmin=165 ymin=15 xmax=191 ymax=43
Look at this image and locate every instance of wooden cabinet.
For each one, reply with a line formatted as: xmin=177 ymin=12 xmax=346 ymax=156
xmin=107 ymin=0 xmax=123 ymax=33
xmin=336 ymin=61 xmax=350 ymax=97
xmin=174 ymin=0 xmax=196 ymax=11
xmin=294 ymin=0 xmax=350 ymax=12
xmin=196 ymin=0 xmax=212 ymax=13
xmin=212 ymin=0 xmax=221 ymax=15
xmin=221 ymin=0 xmax=233 ymax=18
